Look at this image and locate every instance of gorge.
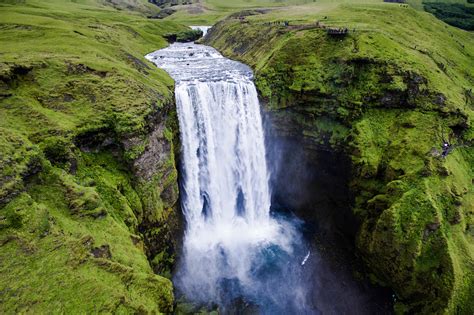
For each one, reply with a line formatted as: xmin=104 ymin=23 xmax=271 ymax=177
xmin=0 ymin=1 xmax=472 ymax=314
xmin=145 ymin=38 xmax=393 ymax=313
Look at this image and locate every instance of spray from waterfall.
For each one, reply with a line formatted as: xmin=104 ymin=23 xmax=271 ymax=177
xmin=146 ymin=42 xmax=310 ymax=313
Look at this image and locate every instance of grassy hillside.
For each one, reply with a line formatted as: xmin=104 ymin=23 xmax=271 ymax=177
xmin=205 ymin=3 xmax=473 ymax=313
xmin=164 ymin=0 xmax=385 ymax=25
xmin=101 ymin=0 xmax=162 ymax=14
xmin=1 ymin=0 xmax=472 ymax=313
xmin=0 ymin=0 xmax=186 ymax=312
xmin=159 ymin=0 xmax=474 ymax=32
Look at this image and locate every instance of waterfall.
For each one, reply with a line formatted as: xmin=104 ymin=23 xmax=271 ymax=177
xmin=146 ymin=43 xmax=306 ymax=312
xmin=191 ymin=25 xmax=211 ymax=36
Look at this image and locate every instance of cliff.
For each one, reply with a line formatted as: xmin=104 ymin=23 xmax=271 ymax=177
xmin=205 ymin=4 xmax=473 ymax=313
xmin=0 ymin=1 xmax=184 ymax=312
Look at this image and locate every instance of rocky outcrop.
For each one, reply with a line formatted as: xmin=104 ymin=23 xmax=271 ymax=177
xmin=73 ymin=94 xmax=182 ymax=274
xmin=130 ymin=99 xmax=182 ymax=276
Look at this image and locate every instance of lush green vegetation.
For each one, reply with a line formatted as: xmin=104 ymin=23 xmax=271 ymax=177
xmin=0 ymin=0 xmax=185 ymax=312
xmin=158 ymin=0 xmax=474 ymax=32
xmin=164 ymin=0 xmax=385 ymax=25
xmin=424 ymin=2 xmax=474 ymax=30
xmin=173 ymin=28 xmax=203 ymax=41
xmin=1 ymin=0 xmax=472 ymax=313
xmin=205 ymin=2 xmax=473 ymax=313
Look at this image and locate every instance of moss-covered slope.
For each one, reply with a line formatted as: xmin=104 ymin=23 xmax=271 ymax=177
xmin=205 ymin=3 xmax=473 ymax=313
xmin=0 ymin=1 xmax=184 ymax=312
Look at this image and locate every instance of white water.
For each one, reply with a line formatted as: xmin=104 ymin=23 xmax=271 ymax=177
xmin=146 ymin=42 xmax=303 ymax=310
xmin=302 ymin=250 xmax=311 ymax=266
xmin=190 ymin=25 xmax=211 ymax=36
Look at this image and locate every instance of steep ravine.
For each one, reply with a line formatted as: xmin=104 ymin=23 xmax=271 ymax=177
xmin=1 ymin=1 xmax=473 ymax=313
xmin=204 ymin=7 xmax=474 ymax=314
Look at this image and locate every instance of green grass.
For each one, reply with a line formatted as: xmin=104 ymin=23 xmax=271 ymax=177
xmin=165 ymin=0 xmax=385 ymax=24
xmin=205 ymin=3 xmax=473 ymax=313
xmin=207 ymin=2 xmax=473 ymax=117
xmin=1 ymin=0 xmax=472 ymax=312
xmin=163 ymin=0 xmax=474 ymax=31
xmin=0 ymin=0 xmax=184 ymax=312
xmin=423 ymin=2 xmax=474 ymax=30
xmin=1 ymin=161 xmax=173 ymax=313
xmin=0 ymin=0 xmax=182 ymax=136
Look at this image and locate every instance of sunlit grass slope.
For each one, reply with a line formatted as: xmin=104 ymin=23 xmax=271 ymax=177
xmin=0 ymin=0 xmax=185 ymax=312
xmin=165 ymin=0 xmax=385 ymax=24
xmin=163 ymin=0 xmax=474 ymax=30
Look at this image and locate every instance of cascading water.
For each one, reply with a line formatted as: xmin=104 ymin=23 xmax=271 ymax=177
xmin=190 ymin=25 xmax=211 ymax=36
xmin=146 ymin=42 xmax=308 ymax=313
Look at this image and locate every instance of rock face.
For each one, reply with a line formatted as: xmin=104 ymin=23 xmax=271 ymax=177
xmin=130 ymin=103 xmax=182 ymax=276
xmin=205 ymin=6 xmax=473 ymax=313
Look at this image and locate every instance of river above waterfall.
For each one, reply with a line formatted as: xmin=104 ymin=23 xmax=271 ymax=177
xmin=146 ymin=43 xmax=252 ymax=82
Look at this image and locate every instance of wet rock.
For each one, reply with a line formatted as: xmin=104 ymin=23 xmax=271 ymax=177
xmin=65 ymin=62 xmax=107 ymax=78
xmin=401 ymin=121 xmax=415 ymax=128
xmin=63 ymin=93 xmax=74 ymax=102
xmin=433 ymin=93 xmax=446 ymax=107
xmin=131 ymin=117 xmax=172 ymax=182
xmin=426 ymin=221 xmax=441 ymax=231
xmin=130 ymin=234 xmax=142 ymax=246
xmin=91 ymin=244 xmax=112 ymax=259
xmin=75 ymin=127 xmax=118 ymax=153
xmin=124 ymin=99 xmax=182 ymax=274
xmin=453 ymin=196 xmax=463 ymax=206
xmin=450 ymin=210 xmax=462 ymax=225
xmin=0 ymin=64 xmax=33 ymax=83
xmin=81 ymin=235 xmax=94 ymax=248
xmin=123 ymin=52 xmax=151 ymax=74
xmin=438 ymin=165 xmax=450 ymax=176
xmin=423 ymin=221 xmax=441 ymax=239
xmin=164 ymin=29 xmax=203 ymax=43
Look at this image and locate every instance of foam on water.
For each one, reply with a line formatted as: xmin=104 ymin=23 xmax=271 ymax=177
xmin=146 ymin=42 xmax=306 ymax=312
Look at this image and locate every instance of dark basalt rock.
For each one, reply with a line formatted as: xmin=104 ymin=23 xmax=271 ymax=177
xmin=164 ymin=29 xmax=203 ymax=43
xmin=123 ymin=52 xmax=151 ymax=74
xmin=147 ymin=8 xmax=176 ymax=19
xmin=91 ymin=244 xmax=112 ymax=259
xmin=65 ymin=62 xmax=107 ymax=78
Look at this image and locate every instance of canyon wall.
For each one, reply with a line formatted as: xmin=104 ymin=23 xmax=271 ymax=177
xmin=204 ymin=6 xmax=474 ymax=313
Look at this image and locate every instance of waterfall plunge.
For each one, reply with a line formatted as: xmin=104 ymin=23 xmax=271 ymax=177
xmin=147 ymin=43 xmax=306 ymax=311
